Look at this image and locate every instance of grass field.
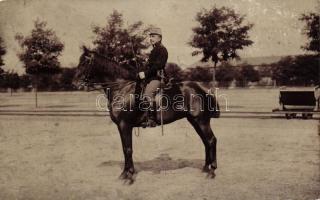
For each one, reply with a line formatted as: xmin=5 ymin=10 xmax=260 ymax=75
xmin=0 ymin=88 xmax=280 ymax=112
xmin=0 ymin=89 xmax=319 ymax=200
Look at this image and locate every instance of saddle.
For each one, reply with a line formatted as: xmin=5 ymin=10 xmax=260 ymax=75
xmin=162 ymin=77 xmax=178 ymax=90
xmin=134 ymin=77 xmax=181 ymax=128
xmin=134 ymin=78 xmax=178 ymax=99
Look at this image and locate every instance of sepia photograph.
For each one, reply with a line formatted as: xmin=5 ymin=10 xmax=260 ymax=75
xmin=0 ymin=0 xmax=319 ymax=199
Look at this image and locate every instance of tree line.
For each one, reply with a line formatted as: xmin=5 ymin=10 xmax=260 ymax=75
xmin=0 ymin=6 xmax=318 ymax=93
xmin=0 ymin=67 xmax=77 ymax=92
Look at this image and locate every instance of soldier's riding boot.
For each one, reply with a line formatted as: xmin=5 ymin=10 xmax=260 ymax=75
xmin=147 ymin=101 xmax=157 ymax=127
xmin=140 ymin=100 xmax=157 ymax=128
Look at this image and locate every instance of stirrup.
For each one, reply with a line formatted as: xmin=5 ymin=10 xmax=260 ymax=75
xmin=141 ymin=111 xmax=158 ymax=128
xmin=147 ymin=118 xmax=157 ymax=127
xmin=140 ymin=118 xmax=157 ymax=128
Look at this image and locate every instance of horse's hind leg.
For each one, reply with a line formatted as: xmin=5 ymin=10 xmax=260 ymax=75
xmin=187 ymin=117 xmax=217 ymax=176
xmin=117 ymin=121 xmax=135 ymax=183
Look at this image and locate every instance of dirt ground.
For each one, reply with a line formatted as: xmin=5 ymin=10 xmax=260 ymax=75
xmin=0 ymin=90 xmax=319 ymax=200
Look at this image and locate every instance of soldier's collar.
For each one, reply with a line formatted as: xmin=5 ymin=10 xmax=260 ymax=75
xmin=153 ymin=41 xmax=162 ymax=47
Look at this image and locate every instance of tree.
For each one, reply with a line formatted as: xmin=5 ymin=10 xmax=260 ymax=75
xmin=216 ymin=62 xmax=237 ymax=87
xmin=19 ymin=74 xmax=32 ymax=91
xmin=15 ymin=19 xmax=64 ymax=107
xmin=272 ymin=55 xmax=319 ymax=86
xmin=299 ymin=12 xmax=319 ymax=86
xmin=299 ymin=12 xmax=320 ymax=54
xmin=0 ymin=71 xmax=20 ymax=94
xmin=272 ymin=56 xmax=295 ymax=86
xmin=258 ymin=63 xmax=273 ymax=77
xmin=59 ymin=67 xmax=77 ymax=91
xmin=5 ymin=71 xmax=20 ymax=95
xmin=91 ymin=10 xmax=149 ymax=80
xmin=189 ymin=6 xmax=253 ymax=84
xmin=236 ymin=64 xmax=260 ymax=87
xmin=0 ymin=36 xmax=6 ymax=74
xmin=185 ymin=66 xmax=213 ymax=82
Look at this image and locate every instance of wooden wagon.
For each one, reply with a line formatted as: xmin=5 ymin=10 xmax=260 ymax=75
xmin=272 ymin=86 xmax=320 ymax=119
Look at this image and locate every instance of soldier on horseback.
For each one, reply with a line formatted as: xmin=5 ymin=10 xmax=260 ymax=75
xmin=137 ymin=27 xmax=168 ymax=127
xmin=75 ymin=38 xmax=220 ymax=182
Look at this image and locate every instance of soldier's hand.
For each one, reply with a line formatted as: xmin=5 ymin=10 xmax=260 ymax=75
xmin=138 ymin=71 xmax=146 ymax=79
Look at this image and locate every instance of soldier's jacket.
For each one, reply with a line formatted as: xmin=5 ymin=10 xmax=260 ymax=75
xmin=146 ymin=42 xmax=168 ymax=81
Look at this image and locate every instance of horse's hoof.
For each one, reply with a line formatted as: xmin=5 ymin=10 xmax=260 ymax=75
xmin=202 ymin=164 xmax=216 ymax=172
xmin=203 ymin=165 xmax=216 ymax=179
xmin=202 ymin=165 xmax=210 ymax=173
xmin=206 ymin=169 xmax=216 ymax=179
xmin=119 ymin=171 xmax=128 ymax=179
xmin=124 ymin=175 xmax=135 ymax=185
xmin=206 ymin=172 xmax=216 ymax=179
xmin=119 ymin=169 xmax=136 ymax=184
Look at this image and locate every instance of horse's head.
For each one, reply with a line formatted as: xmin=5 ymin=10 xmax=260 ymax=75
xmin=74 ymin=46 xmax=139 ymax=89
xmin=73 ymin=46 xmax=100 ymax=89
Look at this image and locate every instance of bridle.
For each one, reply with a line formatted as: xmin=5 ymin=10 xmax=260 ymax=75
xmin=78 ymin=50 xmax=137 ymax=90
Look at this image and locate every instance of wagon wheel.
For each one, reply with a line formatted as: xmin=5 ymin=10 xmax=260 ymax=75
xmin=302 ymin=113 xmax=309 ymax=119
xmin=307 ymin=113 xmax=313 ymax=119
xmin=285 ymin=113 xmax=292 ymax=119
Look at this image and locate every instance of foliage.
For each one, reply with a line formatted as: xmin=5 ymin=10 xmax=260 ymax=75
xmin=235 ymin=63 xmax=260 ymax=87
xmin=184 ymin=66 xmax=212 ymax=82
xmin=0 ymin=71 xmax=20 ymax=90
xmin=0 ymin=36 xmax=6 ymax=74
xmin=15 ymin=19 xmax=64 ymax=75
xmin=216 ymin=62 xmax=237 ymax=87
xmin=0 ymin=66 xmax=80 ymax=92
xmin=258 ymin=63 xmax=273 ymax=77
xmin=272 ymin=55 xmax=319 ymax=86
xmin=189 ymin=6 xmax=253 ymax=65
xmin=59 ymin=67 xmax=77 ymax=91
xmin=19 ymin=74 xmax=32 ymax=90
xmin=91 ymin=10 xmax=149 ymax=79
xmin=299 ymin=12 xmax=320 ymax=53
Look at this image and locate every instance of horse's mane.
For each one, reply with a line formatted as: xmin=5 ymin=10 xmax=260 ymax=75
xmin=90 ymin=50 xmax=137 ymax=73
xmin=98 ymin=79 xmax=136 ymax=98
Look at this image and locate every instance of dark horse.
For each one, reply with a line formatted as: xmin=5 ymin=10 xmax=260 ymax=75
xmin=74 ymin=47 xmax=220 ymax=183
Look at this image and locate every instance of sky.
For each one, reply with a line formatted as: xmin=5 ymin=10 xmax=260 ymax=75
xmin=0 ymin=0 xmax=318 ymax=74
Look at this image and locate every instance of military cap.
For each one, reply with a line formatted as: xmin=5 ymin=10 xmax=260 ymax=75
xmin=149 ymin=27 xmax=162 ymax=36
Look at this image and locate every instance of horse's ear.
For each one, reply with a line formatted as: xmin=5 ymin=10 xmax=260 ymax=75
xmin=81 ymin=45 xmax=89 ymax=54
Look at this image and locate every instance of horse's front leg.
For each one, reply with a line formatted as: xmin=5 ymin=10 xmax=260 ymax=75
xmin=117 ymin=121 xmax=135 ymax=182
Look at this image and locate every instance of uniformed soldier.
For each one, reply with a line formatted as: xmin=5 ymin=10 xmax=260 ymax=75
xmin=137 ymin=27 xmax=168 ymax=127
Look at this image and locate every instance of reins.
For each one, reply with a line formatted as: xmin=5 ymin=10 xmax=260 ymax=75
xmin=87 ymin=49 xmax=138 ymax=72
xmin=82 ymin=80 xmax=136 ymax=92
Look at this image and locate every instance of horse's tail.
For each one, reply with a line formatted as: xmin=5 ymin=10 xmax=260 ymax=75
xmin=207 ymin=93 xmax=220 ymax=118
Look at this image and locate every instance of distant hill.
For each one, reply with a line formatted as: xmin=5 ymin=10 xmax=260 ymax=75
xmin=188 ymin=55 xmax=292 ymax=68
xmin=232 ymin=56 xmax=284 ymax=66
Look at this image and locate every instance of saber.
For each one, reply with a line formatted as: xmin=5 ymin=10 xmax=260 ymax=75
xmin=160 ymin=69 xmax=164 ymax=136
xmin=127 ymin=24 xmax=141 ymax=135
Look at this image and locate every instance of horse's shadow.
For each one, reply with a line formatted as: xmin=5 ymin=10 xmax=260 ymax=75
xmin=99 ymin=153 xmax=203 ymax=173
